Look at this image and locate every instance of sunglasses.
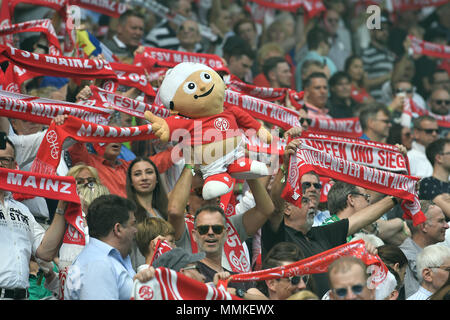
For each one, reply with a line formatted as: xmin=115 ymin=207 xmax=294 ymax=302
xmin=196 ymin=224 xmax=225 ymax=235
xmin=350 ymin=192 xmax=371 ymax=202
xmin=333 ymin=284 xmax=364 ymax=298
xmin=299 ymin=117 xmax=312 ymax=126
xmin=433 ymin=99 xmax=450 ymax=105
xmin=418 ymin=128 xmax=439 ymax=135
xmin=302 ymin=182 xmax=322 ymax=191
xmin=395 ymin=88 xmax=413 ymax=94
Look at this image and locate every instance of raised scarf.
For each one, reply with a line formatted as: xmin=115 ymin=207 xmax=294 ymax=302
xmin=221 ymin=240 xmax=387 ymax=290
xmin=283 ymin=142 xmax=426 ymax=226
xmin=0 ymin=45 xmax=117 ymax=81
xmin=30 ymin=116 xmax=157 ymax=175
xmin=409 ymin=35 xmax=450 ymax=60
xmin=68 ymin=0 xmax=127 ymax=18
xmin=131 ymin=267 xmax=236 ymax=300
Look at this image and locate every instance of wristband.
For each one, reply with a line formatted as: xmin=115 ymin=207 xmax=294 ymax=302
xmin=185 ymin=164 xmax=195 ymax=176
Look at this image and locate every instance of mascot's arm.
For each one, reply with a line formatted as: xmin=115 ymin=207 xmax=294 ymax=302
xmin=145 ymin=111 xmax=170 ymax=142
xmin=228 ymin=106 xmax=272 ymax=143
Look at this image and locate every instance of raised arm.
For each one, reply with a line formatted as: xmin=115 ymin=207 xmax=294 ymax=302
xmin=241 ymin=177 xmax=275 ymax=237
xmin=167 ymin=165 xmax=194 ymax=241
xmin=347 ymin=196 xmax=397 ymax=236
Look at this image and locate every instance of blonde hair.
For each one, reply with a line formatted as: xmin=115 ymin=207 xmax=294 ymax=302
xmin=67 ymin=164 xmax=101 ymax=182
xmin=287 ymin=290 xmax=319 ymax=300
xmin=135 ymin=217 xmax=175 ymax=257
xmin=77 ymin=181 xmax=110 ymax=211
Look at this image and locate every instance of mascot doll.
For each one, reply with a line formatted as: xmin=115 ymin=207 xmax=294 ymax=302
xmin=145 ymin=62 xmax=272 ymax=200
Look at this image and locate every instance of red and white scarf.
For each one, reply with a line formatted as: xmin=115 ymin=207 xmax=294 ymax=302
xmin=0 ymin=63 xmax=37 ymax=93
xmin=0 ymin=167 xmax=84 ymax=246
xmin=308 ymin=117 xmax=363 ymax=139
xmin=0 ymin=45 xmax=117 ymax=82
xmin=402 ymin=97 xmax=450 ymax=128
xmin=132 ymin=267 xmax=236 ymax=300
xmin=392 ymin=0 xmax=450 ymax=11
xmin=30 ymin=116 xmax=157 ymax=175
xmin=135 ymin=47 xmax=230 ymax=73
xmin=221 ymin=239 xmax=387 ymax=289
xmin=224 ymin=89 xmax=301 ymax=130
xmin=149 ymin=239 xmax=174 ymax=265
xmin=89 ymin=86 xmax=170 ymax=119
xmin=68 ymin=0 xmax=128 ymax=18
xmin=108 ymin=62 xmax=156 ymax=97
xmin=409 ymin=35 xmax=450 ymax=60
xmin=0 ymin=89 xmax=112 ymax=125
xmin=300 ymin=132 xmax=410 ymax=173
xmin=0 ymin=19 xmax=62 ymax=56
xmin=283 ymin=142 xmax=426 ymax=226
xmin=246 ymin=0 xmax=326 ymax=17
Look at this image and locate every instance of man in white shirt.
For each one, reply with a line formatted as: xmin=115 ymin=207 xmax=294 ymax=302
xmin=407 ymin=115 xmax=439 ymax=178
xmin=0 ymin=138 xmax=67 ymax=300
xmin=407 ymin=244 xmax=450 ymax=300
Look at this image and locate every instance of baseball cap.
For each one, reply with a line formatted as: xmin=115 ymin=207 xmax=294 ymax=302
xmin=152 ymin=247 xmax=206 ymax=271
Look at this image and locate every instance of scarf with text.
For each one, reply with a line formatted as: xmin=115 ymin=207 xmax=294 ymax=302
xmin=299 ymin=132 xmax=410 ymax=173
xmin=108 ymin=62 xmax=156 ymax=96
xmin=0 ymin=167 xmax=84 ymax=247
xmin=0 ymin=19 xmax=62 ymax=56
xmin=246 ymin=0 xmax=326 ymax=17
xmin=283 ymin=143 xmax=425 ymax=226
xmin=131 ymin=267 xmax=236 ymax=300
xmin=69 ymin=0 xmax=127 ymax=17
xmin=308 ymin=117 xmax=363 ymax=138
xmin=0 ymin=45 xmax=117 ymax=81
xmin=0 ymin=89 xmax=112 ymax=125
xmin=135 ymin=47 xmax=230 ymax=73
xmin=221 ymin=240 xmax=386 ymax=289
xmin=89 ymin=85 xmax=170 ymax=120
xmin=225 ymin=74 xmax=305 ymax=107
xmin=392 ymin=0 xmax=450 ymax=11
xmin=224 ymin=89 xmax=301 ymax=130
xmin=30 ymin=116 xmax=157 ymax=175
xmin=409 ymin=35 xmax=450 ymax=60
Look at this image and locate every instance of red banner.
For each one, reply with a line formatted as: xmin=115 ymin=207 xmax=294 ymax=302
xmin=308 ymin=117 xmax=363 ymax=139
xmin=409 ymin=35 xmax=450 ymax=60
xmin=69 ymin=0 xmax=127 ymax=18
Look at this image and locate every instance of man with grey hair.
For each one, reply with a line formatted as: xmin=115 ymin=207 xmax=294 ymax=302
xmin=407 ymin=244 xmax=450 ymax=300
xmin=399 ymin=200 xmax=449 ymax=298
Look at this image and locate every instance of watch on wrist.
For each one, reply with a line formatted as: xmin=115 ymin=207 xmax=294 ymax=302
xmin=390 ymin=196 xmax=399 ymax=205
xmin=55 ymin=208 xmax=65 ymax=216
xmin=235 ymin=288 xmax=246 ymax=298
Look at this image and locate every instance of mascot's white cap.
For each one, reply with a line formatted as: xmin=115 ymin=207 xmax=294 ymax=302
xmin=158 ymin=62 xmax=216 ymax=108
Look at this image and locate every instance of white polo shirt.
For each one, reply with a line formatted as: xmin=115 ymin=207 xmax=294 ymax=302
xmin=0 ymin=192 xmax=45 ymax=289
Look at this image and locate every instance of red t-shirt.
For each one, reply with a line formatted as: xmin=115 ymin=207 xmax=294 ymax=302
xmin=165 ymin=106 xmax=261 ymax=145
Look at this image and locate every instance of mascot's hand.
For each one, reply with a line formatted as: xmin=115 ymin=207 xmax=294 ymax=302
xmin=257 ymin=126 xmax=272 ymax=144
xmin=145 ymin=111 xmax=170 ymax=142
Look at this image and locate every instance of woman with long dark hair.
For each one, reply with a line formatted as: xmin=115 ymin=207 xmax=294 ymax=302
xmin=345 ymin=55 xmax=374 ymax=104
xmin=126 ymin=157 xmax=168 ymax=223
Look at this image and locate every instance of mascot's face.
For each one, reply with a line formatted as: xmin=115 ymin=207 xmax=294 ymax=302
xmin=171 ymin=68 xmax=225 ymax=118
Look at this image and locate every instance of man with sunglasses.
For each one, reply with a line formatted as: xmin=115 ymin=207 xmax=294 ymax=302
xmin=328 ymin=256 xmax=375 ymax=300
xmin=428 ymin=88 xmax=450 ymax=117
xmin=264 ymin=138 xmax=398 ymax=297
xmin=407 ymin=115 xmax=439 ymax=178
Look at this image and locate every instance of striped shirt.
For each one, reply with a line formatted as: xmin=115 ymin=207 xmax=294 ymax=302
xmin=144 ymin=20 xmax=179 ymax=50
xmin=361 ymin=44 xmax=395 ymax=102
xmin=406 ymin=286 xmax=433 ymax=300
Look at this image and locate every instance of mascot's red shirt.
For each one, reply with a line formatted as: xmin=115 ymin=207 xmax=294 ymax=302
xmin=165 ymin=105 xmax=262 ymax=145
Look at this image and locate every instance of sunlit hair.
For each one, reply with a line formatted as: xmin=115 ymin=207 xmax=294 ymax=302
xmin=135 ymin=217 xmax=175 ymax=257
xmin=67 ymin=164 xmax=101 ymax=182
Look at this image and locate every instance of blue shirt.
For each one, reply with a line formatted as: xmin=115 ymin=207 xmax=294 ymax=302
xmin=64 ymin=238 xmax=136 ymax=300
